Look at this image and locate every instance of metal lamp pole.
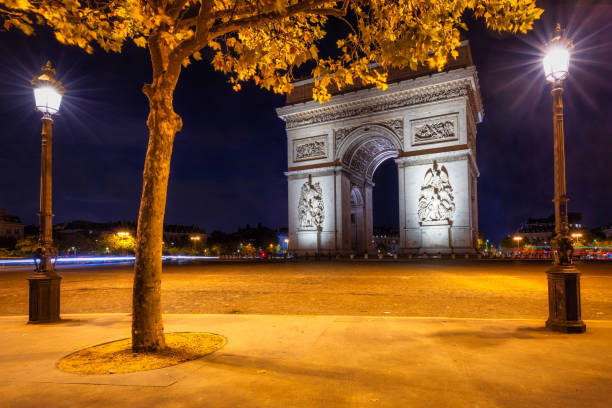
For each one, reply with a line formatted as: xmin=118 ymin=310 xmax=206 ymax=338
xmin=28 ymin=61 xmax=64 ymax=323
xmin=543 ymin=25 xmax=585 ymax=333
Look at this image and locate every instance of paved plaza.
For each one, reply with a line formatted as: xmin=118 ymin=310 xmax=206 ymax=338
xmin=1 ymin=260 xmax=611 ymax=407
xmin=1 ymin=260 xmax=612 ymax=319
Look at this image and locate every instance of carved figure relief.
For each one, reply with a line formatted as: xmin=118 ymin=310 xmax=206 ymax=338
xmin=411 ymin=114 xmax=458 ymax=146
xmin=414 ymin=121 xmax=455 ymax=141
xmin=418 ymin=161 xmax=455 ymax=224
xmin=293 ymin=136 xmax=327 ymax=162
xmin=298 ymin=177 xmax=324 ymax=229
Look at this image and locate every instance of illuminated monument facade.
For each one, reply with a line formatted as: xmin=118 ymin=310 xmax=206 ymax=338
xmin=277 ymin=42 xmax=483 ymax=255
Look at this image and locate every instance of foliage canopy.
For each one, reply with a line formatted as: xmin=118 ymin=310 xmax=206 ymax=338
xmin=1 ymin=0 xmax=543 ymax=101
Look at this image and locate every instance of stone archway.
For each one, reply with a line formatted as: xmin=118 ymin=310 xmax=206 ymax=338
xmin=279 ymin=42 xmax=482 ymax=255
xmin=337 ymin=124 xmax=402 ymax=253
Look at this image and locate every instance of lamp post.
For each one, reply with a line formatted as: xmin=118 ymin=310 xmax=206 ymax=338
xmin=570 ymin=233 xmax=582 ymax=244
xmin=116 ymin=231 xmax=132 ymax=256
xmin=513 ymin=236 xmax=523 ymax=253
xmin=190 ymin=235 xmax=201 ymax=251
xmin=28 ymin=61 xmax=64 ymax=323
xmin=543 ymin=25 xmax=586 ymax=333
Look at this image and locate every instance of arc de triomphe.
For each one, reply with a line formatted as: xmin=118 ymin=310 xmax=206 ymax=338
xmin=277 ymin=43 xmax=483 ymax=255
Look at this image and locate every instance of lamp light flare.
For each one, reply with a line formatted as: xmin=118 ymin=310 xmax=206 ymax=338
xmin=543 ymin=24 xmax=572 ymax=83
xmin=31 ymin=61 xmax=65 ymax=115
xmin=543 ymin=47 xmax=570 ymax=82
xmin=33 ymin=86 xmax=63 ymax=114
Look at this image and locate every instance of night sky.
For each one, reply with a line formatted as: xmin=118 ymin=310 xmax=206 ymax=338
xmin=0 ymin=1 xmax=611 ymax=244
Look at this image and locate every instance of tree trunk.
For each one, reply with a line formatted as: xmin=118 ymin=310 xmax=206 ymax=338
xmin=132 ymin=72 xmax=182 ymax=352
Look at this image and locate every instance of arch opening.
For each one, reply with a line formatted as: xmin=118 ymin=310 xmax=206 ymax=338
xmin=372 ymin=158 xmax=399 ymax=255
xmin=340 ymin=125 xmax=402 ymax=254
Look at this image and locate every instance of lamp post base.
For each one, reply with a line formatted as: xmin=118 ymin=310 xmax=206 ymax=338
xmin=546 ymin=264 xmax=586 ymax=333
xmin=28 ymin=272 xmax=61 ymax=323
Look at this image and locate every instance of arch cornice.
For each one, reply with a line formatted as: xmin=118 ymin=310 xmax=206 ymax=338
xmin=277 ymin=67 xmax=483 ymax=129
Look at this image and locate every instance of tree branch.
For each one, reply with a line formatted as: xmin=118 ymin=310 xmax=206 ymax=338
xmin=147 ymin=31 xmax=164 ymax=80
xmin=169 ymin=0 xmax=214 ymax=64
xmin=167 ymin=0 xmax=191 ymax=20
xmin=210 ymin=0 xmax=343 ymax=38
xmin=170 ymin=0 xmax=348 ymax=66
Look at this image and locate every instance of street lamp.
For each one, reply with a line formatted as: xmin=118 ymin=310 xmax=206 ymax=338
xmin=28 ymin=61 xmax=64 ymax=323
xmin=513 ymin=236 xmax=523 ymax=252
xmin=571 ymin=233 xmax=582 ymax=244
xmin=190 ymin=235 xmax=201 ymax=251
xmin=543 ymin=25 xmax=585 ymax=333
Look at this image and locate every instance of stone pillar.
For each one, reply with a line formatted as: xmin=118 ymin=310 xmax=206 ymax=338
xmin=337 ymin=170 xmax=352 ymax=254
xmin=364 ymin=183 xmax=374 ymax=253
xmin=397 ymin=157 xmax=407 ymax=251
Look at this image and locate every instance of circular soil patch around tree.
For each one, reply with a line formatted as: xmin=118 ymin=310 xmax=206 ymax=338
xmin=58 ymin=332 xmax=226 ymax=375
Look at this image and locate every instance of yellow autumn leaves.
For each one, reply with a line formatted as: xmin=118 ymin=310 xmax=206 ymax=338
xmin=0 ymin=0 xmax=543 ymax=103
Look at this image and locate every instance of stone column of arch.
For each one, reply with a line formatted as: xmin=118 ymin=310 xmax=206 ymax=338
xmin=278 ymin=42 xmax=484 ymax=255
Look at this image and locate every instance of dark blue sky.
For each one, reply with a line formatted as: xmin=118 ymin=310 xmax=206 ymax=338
xmin=1 ymin=1 xmax=611 ymax=244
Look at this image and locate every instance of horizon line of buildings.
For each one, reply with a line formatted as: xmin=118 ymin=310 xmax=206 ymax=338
xmin=3 ymin=208 xmax=612 ymax=251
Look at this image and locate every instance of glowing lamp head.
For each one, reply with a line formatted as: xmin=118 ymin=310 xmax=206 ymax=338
xmin=543 ymin=24 xmax=572 ymax=83
xmin=31 ymin=61 xmax=64 ymax=115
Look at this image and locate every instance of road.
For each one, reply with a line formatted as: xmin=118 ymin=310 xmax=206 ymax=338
xmin=1 ymin=260 xmax=611 ymax=319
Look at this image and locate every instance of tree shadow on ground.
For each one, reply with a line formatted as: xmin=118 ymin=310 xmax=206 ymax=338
xmin=427 ymin=325 xmax=560 ymax=348
xmin=49 ymin=316 xmax=130 ymax=327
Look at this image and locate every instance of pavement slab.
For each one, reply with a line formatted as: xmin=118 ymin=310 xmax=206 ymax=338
xmin=1 ymin=313 xmax=611 ymax=407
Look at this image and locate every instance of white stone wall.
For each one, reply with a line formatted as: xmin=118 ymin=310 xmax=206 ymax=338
xmin=287 ymin=168 xmax=341 ymax=253
xmin=397 ymin=152 xmax=477 ymax=253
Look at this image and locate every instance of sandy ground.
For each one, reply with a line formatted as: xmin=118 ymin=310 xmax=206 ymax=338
xmin=1 ymin=260 xmax=611 ymax=319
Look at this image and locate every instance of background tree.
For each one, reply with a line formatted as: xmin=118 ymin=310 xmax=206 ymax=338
xmin=207 ymin=230 xmax=234 ymax=255
xmin=242 ymin=243 xmax=256 ymax=257
xmin=15 ymin=235 xmax=39 ymax=256
xmin=499 ymin=235 xmax=514 ymax=251
xmin=0 ymin=0 xmax=543 ymax=352
xmin=55 ymin=232 xmax=97 ymax=256
xmin=98 ymin=232 xmax=137 ymax=255
xmin=232 ymin=223 xmax=278 ymax=251
xmin=0 ymin=236 xmax=17 ymax=251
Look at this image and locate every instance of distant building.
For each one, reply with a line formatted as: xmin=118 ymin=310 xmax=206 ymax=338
xmin=514 ymin=213 xmax=584 ymax=243
xmin=602 ymin=224 xmax=612 ymax=239
xmin=0 ymin=209 xmax=24 ymax=239
xmin=372 ymin=227 xmax=399 ymax=254
xmin=54 ymin=220 xmax=207 ymax=246
xmin=163 ymin=224 xmax=207 ymax=246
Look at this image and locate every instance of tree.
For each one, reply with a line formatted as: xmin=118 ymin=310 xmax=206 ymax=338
xmin=499 ymin=235 xmax=514 ymax=250
xmin=15 ymin=235 xmax=38 ymax=256
xmin=55 ymin=232 xmax=97 ymax=255
xmin=0 ymin=0 xmax=543 ymax=352
xmin=98 ymin=232 xmax=137 ymax=255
